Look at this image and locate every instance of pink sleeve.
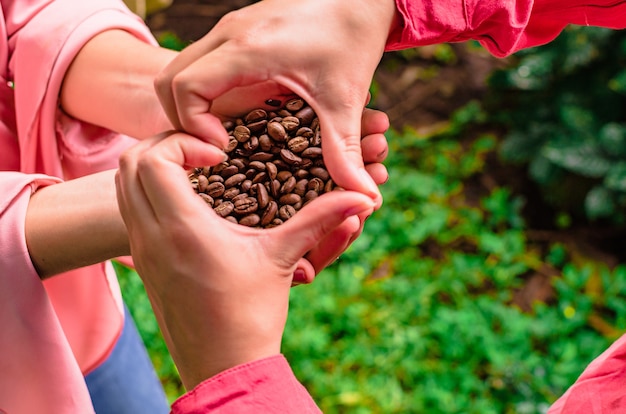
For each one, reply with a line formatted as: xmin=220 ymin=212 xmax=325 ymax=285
xmin=386 ymin=0 xmax=626 ymax=57
xmin=548 ymin=334 xmax=626 ymax=412
xmin=4 ymin=0 xmax=156 ymax=177
xmin=0 ymin=172 xmax=96 ymax=413
xmin=170 ymin=355 xmax=322 ymax=414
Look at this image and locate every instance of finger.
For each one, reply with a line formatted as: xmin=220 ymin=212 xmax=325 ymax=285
xmin=365 ymin=163 xmax=389 ymax=186
xmin=291 ymin=258 xmax=316 ymax=286
xmin=361 ymin=108 xmax=390 ymax=136
xmin=303 ymin=214 xmax=362 ymax=274
xmin=154 ymin=33 xmax=228 ymax=131
xmin=361 ymin=133 xmax=389 ymax=164
xmin=272 ymin=191 xmax=374 ymax=264
xmin=165 ymin=47 xmax=272 ymax=145
xmin=135 ymin=133 xmax=228 ymax=218
xmin=116 ymin=134 xmax=173 ymax=229
xmin=317 ymin=107 xmax=382 ymax=207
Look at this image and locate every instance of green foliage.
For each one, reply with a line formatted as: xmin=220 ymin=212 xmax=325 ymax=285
xmin=281 ymin=113 xmax=625 ymax=413
xmin=488 ymin=26 xmax=626 ymax=222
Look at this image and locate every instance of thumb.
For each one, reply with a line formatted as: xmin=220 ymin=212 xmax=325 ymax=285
xmin=272 ymin=191 xmax=374 ymax=264
xmin=317 ymin=106 xmax=383 ymax=208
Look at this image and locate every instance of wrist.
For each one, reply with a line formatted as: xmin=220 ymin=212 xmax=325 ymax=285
xmin=25 ymin=169 xmax=129 ymax=278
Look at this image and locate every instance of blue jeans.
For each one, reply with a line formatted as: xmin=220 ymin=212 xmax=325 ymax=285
xmin=85 ymin=306 xmax=170 ymax=414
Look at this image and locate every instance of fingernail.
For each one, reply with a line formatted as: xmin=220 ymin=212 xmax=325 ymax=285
xmin=293 ymin=269 xmax=307 ymax=284
xmin=265 ymin=99 xmax=282 ymax=107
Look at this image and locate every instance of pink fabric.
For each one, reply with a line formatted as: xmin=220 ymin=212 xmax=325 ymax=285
xmin=0 ymin=0 xmax=155 ymax=412
xmin=171 ymin=355 xmax=322 ymax=414
xmin=387 ymin=0 xmax=626 ymax=56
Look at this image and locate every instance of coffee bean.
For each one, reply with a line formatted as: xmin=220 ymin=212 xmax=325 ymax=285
xmin=239 ymin=214 xmax=261 ymax=227
xmin=261 ymin=201 xmax=278 ymax=226
xmin=234 ymin=196 xmax=259 ymax=215
xmin=233 ymin=125 xmax=251 ymax=143
xmin=207 ymin=182 xmax=225 ymax=198
xmin=278 ymin=205 xmax=296 ymax=221
xmin=245 ymin=108 xmax=267 ymax=124
xmin=280 ymin=149 xmax=302 ymax=166
xmin=188 ymin=98 xmax=342 ymax=228
xmin=255 ymin=183 xmax=270 ymax=208
xmin=288 ymin=136 xmax=309 ymax=153
xmin=285 ymin=98 xmax=304 ymax=112
xmin=225 ymin=173 xmax=246 ymax=188
xmin=267 ymin=121 xmax=287 ymax=141
xmin=214 ymin=201 xmax=234 ymax=217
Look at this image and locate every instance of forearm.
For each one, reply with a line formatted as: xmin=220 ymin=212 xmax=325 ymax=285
xmin=25 ymin=169 xmax=128 ymax=279
xmin=60 ymin=30 xmax=177 ymax=139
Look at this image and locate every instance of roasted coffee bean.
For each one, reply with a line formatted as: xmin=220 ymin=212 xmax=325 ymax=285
xmin=301 ymin=147 xmax=323 ymax=158
xmin=294 ymin=179 xmax=308 ymax=196
xmin=267 ymin=121 xmax=287 ymax=141
xmin=220 ymin=165 xmax=239 ymax=178
xmin=279 ymin=193 xmax=301 ymax=206
xmin=188 ymin=98 xmax=341 ymax=228
xmin=307 ymin=178 xmax=324 ymax=193
xmin=293 ymin=169 xmax=309 ymax=180
xmin=225 ymin=173 xmax=246 ymax=188
xmin=225 ymin=138 xmax=238 ymax=153
xmin=285 ymin=98 xmax=304 ymax=112
xmin=249 ymin=152 xmax=274 ymax=162
xmin=207 ymin=182 xmax=225 ymax=198
xmin=278 ymin=205 xmax=296 ymax=221
xmin=241 ymin=179 xmax=253 ymax=193
xmin=269 ymin=179 xmax=281 ymax=198
xmin=304 ymin=190 xmax=319 ymax=202
xmin=255 ymin=183 xmax=270 ymax=208
xmin=230 ymin=158 xmax=247 ymax=170
xmin=276 ymin=170 xmax=293 ymax=182
xmin=296 ymin=127 xmax=314 ymax=138
xmin=245 ymin=108 xmax=267 ymax=123
xmin=252 ymin=171 xmax=268 ymax=184
xmin=261 ymin=201 xmax=278 ymax=226
xmin=197 ymin=175 xmax=209 ymax=193
xmin=280 ymin=176 xmax=297 ymax=195
xmin=310 ymin=167 xmax=330 ymax=181
xmin=234 ymin=196 xmax=259 ymax=215
xmin=288 ymin=136 xmax=309 ymax=153
xmin=295 ymin=106 xmax=315 ymax=126
xmin=258 ymin=134 xmax=273 ymax=151
xmin=265 ymin=162 xmax=277 ymax=180
xmin=281 ymin=116 xmax=300 ymax=132
xmin=280 ymin=149 xmax=302 ymax=165
xmin=214 ymin=201 xmax=234 ymax=217
xmin=248 ymin=160 xmax=266 ymax=171
xmin=239 ymin=214 xmax=261 ymax=227
xmin=233 ymin=125 xmax=251 ymax=143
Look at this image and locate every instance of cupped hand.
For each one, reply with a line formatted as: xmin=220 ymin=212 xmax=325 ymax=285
xmin=115 ymin=131 xmax=374 ymax=390
xmin=154 ymin=0 xmax=398 ymax=205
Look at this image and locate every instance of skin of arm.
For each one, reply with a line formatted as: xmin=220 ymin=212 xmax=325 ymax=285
xmin=24 ymin=169 xmax=129 ymax=279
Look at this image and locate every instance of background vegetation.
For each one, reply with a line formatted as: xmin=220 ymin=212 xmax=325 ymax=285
xmin=114 ymin=23 xmax=626 ymax=413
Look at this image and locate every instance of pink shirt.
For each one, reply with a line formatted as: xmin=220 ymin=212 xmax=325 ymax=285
xmin=0 ymin=1 xmax=155 ymax=412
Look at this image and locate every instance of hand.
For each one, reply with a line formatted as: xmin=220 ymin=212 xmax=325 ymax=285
xmin=115 ymin=132 xmax=375 ymax=389
xmin=154 ymin=0 xmax=398 ymax=205
xmin=299 ymin=107 xmax=389 ymax=282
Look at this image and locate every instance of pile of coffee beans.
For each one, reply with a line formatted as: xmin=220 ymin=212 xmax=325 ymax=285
xmin=189 ymin=98 xmax=339 ymax=228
